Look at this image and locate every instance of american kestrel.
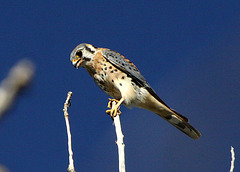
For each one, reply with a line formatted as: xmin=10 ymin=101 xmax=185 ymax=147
xmin=70 ymin=43 xmax=201 ymax=140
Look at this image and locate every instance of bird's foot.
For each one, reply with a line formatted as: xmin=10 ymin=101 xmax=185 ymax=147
xmin=106 ymin=98 xmax=122 ymax=118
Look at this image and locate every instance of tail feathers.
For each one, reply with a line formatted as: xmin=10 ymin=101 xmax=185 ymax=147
xmin=171 ymin=109 xmax=189 ymax=122
xmin=138 ymin=87 xmax=201 ymax=139
xmin=159 ymin=112 xmax=201 ymax=140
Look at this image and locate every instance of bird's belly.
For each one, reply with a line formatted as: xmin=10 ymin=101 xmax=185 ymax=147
xmin=87 ymin=56 xmax=138 ymax=107
xmin=94 ymin=78 xmax=122 ymax=99
xmin=93 ymin=72 xmax=138 ymax=108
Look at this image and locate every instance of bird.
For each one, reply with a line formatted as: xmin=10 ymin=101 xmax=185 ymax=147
xmin=70 ymin=43 xmax=201 ymax=140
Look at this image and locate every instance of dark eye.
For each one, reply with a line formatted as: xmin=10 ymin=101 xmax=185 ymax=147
xmin=76 ymin=50 xmax=83 ymax=57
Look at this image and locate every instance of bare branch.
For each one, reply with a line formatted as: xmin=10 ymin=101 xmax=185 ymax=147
xmin=110 ymin=101 xmax=126 ymax=172
xmin=0 ymin=59 xmax=35 ymax=120
xmin=63 ymin=91 xmax=76 ymax=172
xmin=0 ymin=165 xmax=9 ymax=172
xmin=230 ymin=146 xmax=235 ymax=172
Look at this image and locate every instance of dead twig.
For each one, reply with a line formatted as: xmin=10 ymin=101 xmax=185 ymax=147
xmin=108 ymin=100 xmax=126 ymax=172
xmin=229 ymin=146 xmax=235 ymax=172
xmin=63 ymin=91 xmax=76 ymax=172
xmin=0 ymin=59 xmax=35 ymax=120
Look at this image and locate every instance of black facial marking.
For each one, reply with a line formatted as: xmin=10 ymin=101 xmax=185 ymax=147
xmin=109 ymin=66 xmax=112 ymax=69
xmin=104 ymin=67 xmax=107 ymax=70
xmin=119 ymin=83 xmax=122 ymax=86
xmin=110 ymin=70 xmax=114 ymax=73
xmin=85 ymin=46 xmax=95 ymax=54
xmin=112 ymin=80 xmax=114 ymax=82
xmin=114 ymin=69 xmax=118 ymax=72
xmin=121 ymin=76 xmax=125 ymax=79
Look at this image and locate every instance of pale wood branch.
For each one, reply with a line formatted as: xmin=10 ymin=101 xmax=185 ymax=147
xmin=63 ymin=91 xmax=76 ymax=172
xmin=0 ymin=59 xmax=35 ymax=119
xmin=111 ymin=101 xmax=126 ymax=172
xmin=229 ymin=146 xmax=235 ymax=172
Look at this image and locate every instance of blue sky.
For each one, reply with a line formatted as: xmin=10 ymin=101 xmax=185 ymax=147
xmin=0 ymin=1 xmax=240 ymax=171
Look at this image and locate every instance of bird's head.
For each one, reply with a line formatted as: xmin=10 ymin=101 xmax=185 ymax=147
xmin=70 ymin=43 xmax=97 ymax=68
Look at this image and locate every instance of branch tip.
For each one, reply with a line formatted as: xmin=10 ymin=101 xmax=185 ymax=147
xmin=63 ymin=91 xmax=75 ymax=172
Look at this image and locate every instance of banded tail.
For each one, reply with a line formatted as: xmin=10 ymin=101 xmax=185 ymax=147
xmin=139 ymin=87 xmax=201 ymax=140
xmin=156 ymin=109 xmax=201 ymax=140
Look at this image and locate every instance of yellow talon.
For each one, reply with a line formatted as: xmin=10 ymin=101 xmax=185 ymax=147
xmin=106 ymin=98 xmax=124 ymax=118
xmin=106 ymin=108 xmax=121 ymax=117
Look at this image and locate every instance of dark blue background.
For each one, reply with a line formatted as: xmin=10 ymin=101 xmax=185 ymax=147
xmin=0 ymin=1 xmax=239 ymax=171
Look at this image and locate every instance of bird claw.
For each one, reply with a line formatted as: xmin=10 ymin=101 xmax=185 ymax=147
xmin=107 ymin=98 xmax=119 ymax=108
xmin=106 ymin=98 xmax=122 ymax=118
xmin=106 ymin=108 xmax=122 ymax=118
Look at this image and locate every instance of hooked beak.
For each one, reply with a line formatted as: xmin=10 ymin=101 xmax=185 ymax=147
xmin=71 ymin=58 xmax=83 ymax=69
